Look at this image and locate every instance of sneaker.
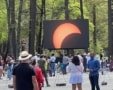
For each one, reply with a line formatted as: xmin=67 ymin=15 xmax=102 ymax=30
xmin=47 ymin=84 xmax=50 ymax=87
xmin=8 ymin=84 xmax=13 ymax=88
xmin=52 ymin=74 xmax=55 ymax=76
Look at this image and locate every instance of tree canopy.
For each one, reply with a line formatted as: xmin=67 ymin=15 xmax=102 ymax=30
xmin=0 ymin=0 xmax=108 ymax=58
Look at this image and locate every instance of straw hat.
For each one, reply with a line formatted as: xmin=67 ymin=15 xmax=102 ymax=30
xmin=19 ymin=51 xmax=32 ymax=61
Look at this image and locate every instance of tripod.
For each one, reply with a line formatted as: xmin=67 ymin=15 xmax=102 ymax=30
xmin=54 ymin=63 xmax=67 ymax=86
xmin=101 ymin=60 xmax=108 ymax=86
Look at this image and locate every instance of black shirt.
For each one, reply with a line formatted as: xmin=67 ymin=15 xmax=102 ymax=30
xmin=13 ymin=63 xmax=35 ymax=90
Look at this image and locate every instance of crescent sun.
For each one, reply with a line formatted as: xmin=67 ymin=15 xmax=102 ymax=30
xmin=53 ymin=23 xmax=81 ymax=49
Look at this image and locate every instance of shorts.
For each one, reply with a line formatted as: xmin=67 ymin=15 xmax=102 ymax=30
xmin=69 ymin=74 xmax=83 ymax=84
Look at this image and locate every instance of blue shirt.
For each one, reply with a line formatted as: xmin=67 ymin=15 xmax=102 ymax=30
xmin=50 ymin=56 xmax=56 ymax=63
xmin=88 ymin=58 xmax=100 ymax=76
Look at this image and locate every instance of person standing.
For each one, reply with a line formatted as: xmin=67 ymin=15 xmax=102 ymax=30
xmin=32 ymin=54 xmax=40 ymax=66
xmin=7 ymin=59 xmax=13 ymax=80
xmin=50 ymin=53 xmax=56 ymax=76
xmin=81 ymin=54 xmax=87 ymax=72
xmin=38 ymin=55 xmax=50 ymax=87
xmin=12 ymin=51 xmax=39 ymax=90
xmin=0 ymin=55 xmax=3 ymax=79
xmin=87 ymin=52 xmax=100 ymax=90
xmin=62 ymin=54 xmax=69 ymax=74
xmin=31 ymin=58 xmax=44 ymax=90
xmin=67 ymin=56 xmax=84 ymax=90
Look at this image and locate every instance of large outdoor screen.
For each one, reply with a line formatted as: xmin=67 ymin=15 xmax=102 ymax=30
xmin=43 ymin=19 xmax=89 ymax=49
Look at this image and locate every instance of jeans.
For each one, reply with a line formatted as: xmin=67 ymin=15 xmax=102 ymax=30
xmin=50 ymin=63 xmax=55 ymax=76
xmin=7 ymin=66 xmax=13 ymax=80
xmin=89 ymin=74 xmax=100 ymax=90
xmin=61 ymin=63 xmax=68 ymax=74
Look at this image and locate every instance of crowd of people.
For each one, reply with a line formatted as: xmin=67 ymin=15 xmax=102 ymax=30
xmin=0 ymin=51 xmax=109 ymax=90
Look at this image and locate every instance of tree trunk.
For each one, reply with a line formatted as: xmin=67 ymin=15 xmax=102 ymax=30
xmin=5 ymin=0 xmax=11 ymax=57
xmin=5 ymin=0 xmax=16 ymax=58
xmin=16 ymin=0 xmax=23 ymax=58
xmin=80 ymin=0 xmax=88 ymax=53
xmin=10 ymin=0 xmax=16 ymax=59
xmin=93 ymin=4 xmax=97 ymax=53
xmin=108 ymin=0 xmax=113 ymax=59
xmin=29 ymin=0 xmax=36 ymax=55
xmin=37 ymin=0 xmax=45 ymax=54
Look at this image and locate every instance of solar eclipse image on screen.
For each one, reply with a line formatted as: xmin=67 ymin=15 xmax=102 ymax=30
xmin=43 ymin=19 xmax=89 ymax=49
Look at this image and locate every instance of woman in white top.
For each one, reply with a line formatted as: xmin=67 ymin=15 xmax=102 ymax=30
xmin=67 ymin=56 xmax=84 ymax=90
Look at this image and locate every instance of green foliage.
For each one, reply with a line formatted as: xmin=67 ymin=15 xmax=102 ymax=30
xmin=0 ymin=0 xmax=109 ymax=53
xmin=69 ymin=2 xmax=81 ymax=19
xmin=46 ymin=0 xmax=65 ymax=20
xmin=0 ymin=1 xmax=8 ymax=43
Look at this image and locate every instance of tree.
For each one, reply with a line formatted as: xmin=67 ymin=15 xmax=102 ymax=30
xmin=36 ymin=0 xmax=46 ymax=54
xmin=0 ymin=0 xmax=108 ymax=56
xmin=29 ymin=0 xmax=36 ymax=55
xmin=5 ymin=0 xmax=16 ymax=58
xmin=16 ymin=0 xmax=23 ymax=58
xmin=84 ymin=0 xmax=108 ymax=53
xmin=108 ymin=0 xmax=113 ymax=58
xmin=0 ymin=1 xmax=8 ymax=56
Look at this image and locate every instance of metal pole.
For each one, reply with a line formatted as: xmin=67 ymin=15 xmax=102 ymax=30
xmin=80 ymin=0 xmax=89 ymax=53
xmin=80 ymin=0 xmax=84 ymax=19
xmin=64 ymin=0 xmax=70 ymax=55
xmin=65 ymin=0 xmax=69 ymax=20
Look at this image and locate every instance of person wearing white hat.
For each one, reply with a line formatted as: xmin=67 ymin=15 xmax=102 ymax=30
xmin=12 ymin=51 xmax=39 ymax=90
